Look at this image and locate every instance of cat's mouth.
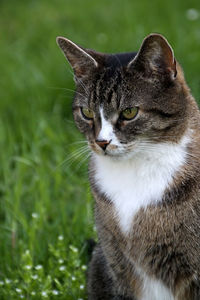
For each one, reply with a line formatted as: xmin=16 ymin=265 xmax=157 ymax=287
xmin=89 ymin=141 xmax=133 ymax=159
xmin=89 ymin=141 xmax=115 ymax=156
xmin=88 ymin=139 xmax=148 ymax=160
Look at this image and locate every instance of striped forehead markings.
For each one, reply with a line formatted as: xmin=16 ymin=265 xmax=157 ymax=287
xmin=92 ymin=69 xmax=121 ymax=106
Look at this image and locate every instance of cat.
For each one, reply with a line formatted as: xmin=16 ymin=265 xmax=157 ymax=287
xmin=57 ymin=33 xmax=200 ymax=300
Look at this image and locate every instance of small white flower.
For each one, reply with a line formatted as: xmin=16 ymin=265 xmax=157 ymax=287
xmin=71 ymin=276 xmax=76 ymax=281
xmin=25 ymin=249 xmax=30 ymax=255
xmin=5 ymin=278 xmax=11 ymax=284
xmin=25 ymin=265 xmax=32 ymax=270
xmin=31 ymin=291 xmax=36 ymax=295
xmin=80 ymin=284 xmax=84 ymax=290
xmin=81 ymin=265 xmax=87 ymax=270
xmin=59 ymin=265 xmax=66 ymax=271
xmin=52 ymin=290 xmax=59 ymax=295
xmin=32 ymin=212 xmax=39 ymax=218
xmin=16 ymin=288 xmax=22 ymax=293
xmin=70 ymin=245 xmax=78 ymax=253
xmin=186 ymin=8 xmax=199 ymax=20
xmin=58 ymin=259 xmax=64 ymax=264
xmin=35 ymin=265 xmax=43 ymax=270
xmin=0 ymin=281 xmax=4 ymax=286
xmin=20 ymin=295 xmax=24 ymax=299
xmin=41 ymin=291 xmax=48 ymax=297
xmin=58 ymin=235 xmax=64 ymax=241
xmin=31 ymin=274 xmax=38 ymax=280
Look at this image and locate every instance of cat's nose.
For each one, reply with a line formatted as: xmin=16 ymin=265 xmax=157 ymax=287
xmin=95 ymin=139 xmax=111 ymax=151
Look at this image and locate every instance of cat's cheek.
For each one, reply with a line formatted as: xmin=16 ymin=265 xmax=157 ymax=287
xmin=73 ymin=113 xmax=94 ymax=136
xmin=107 ymin=144 xmax=118 ymax=151
xmin=117 ymin=121 xmax=147 ymax=143
xmin=89 ymin=143 xmax=103 ymax=155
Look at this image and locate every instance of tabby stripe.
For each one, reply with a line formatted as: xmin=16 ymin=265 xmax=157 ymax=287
xmin=145 ymin=108 xmax=176 ymax=118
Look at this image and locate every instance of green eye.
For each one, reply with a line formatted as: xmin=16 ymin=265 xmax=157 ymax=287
xmin=121 ymin=107 xmax=138 ymax=120
xmin=81 ymin=107 xmax=94 ymax=120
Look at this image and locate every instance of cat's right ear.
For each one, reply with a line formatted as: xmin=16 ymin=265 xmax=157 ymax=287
xmin=56 ymin=37 xmax=98 ymax=78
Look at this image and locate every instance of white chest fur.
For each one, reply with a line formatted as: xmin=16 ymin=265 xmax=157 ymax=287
xmin=138 ymin=269 xmax=174 ymax=300
xmin=93 ymin=136 xmax=189 ymax=235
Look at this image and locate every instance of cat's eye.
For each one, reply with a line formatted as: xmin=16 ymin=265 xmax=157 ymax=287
xmin=81 ymin=107 xmax=94 ymax=120
xmin=120 ymin=107 xmax=138 ymax=120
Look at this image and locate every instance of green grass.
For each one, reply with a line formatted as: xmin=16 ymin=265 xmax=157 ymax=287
xmin=0 ymin=0 xmax=200 ymax=298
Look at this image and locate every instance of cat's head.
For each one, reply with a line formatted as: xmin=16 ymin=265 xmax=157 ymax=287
xmin=57 ymin=34 xmax=189 ymax=159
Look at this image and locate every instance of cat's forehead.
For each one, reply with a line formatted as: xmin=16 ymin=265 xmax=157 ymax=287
xmin=89 ymin=70 xmax=135 ymax=113
xmin=92 ymin=68 xmax=122 ymax=109
xmin=75 ymin=52 xmax=137 ymax=108
xmin=74 ymin=50 xmax=164 ymax=115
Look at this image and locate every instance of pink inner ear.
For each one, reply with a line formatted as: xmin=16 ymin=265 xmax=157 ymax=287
xmin=57 ymin=36 xmax=99 ymax=78
xmin=157 ymin=36 xmax=176 ymax=76
xmin=128 ymin=34 xmax=177 ymax=78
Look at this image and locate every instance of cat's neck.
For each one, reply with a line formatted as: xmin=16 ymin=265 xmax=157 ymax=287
xmin=92 ymin=132 xmax=191 ymax=235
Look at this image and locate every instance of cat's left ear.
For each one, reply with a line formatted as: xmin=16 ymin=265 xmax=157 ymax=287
xmin=56 ymin=36 xmax=99 ymax=78
xmin=128 ymin=34 xmax=177 ymax=79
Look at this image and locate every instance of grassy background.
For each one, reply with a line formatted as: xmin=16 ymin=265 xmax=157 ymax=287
xmin=1 ymin=0 xmax=200 ymax=298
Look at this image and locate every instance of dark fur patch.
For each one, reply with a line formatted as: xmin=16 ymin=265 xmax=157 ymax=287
xmin=105 ymin=52 xmax=137 ymax=68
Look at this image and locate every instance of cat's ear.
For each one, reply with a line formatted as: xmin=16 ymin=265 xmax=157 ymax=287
xmin=56 ymin=36 xmax=99 ymax=78
xmin=128 ymin=34 xmax=177 ymax=79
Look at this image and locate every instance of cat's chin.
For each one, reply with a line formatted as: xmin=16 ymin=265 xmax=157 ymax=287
xmin=93 ymin=149 xmax=136 ymax=161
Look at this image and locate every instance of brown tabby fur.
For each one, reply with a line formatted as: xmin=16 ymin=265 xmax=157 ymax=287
xmin=57 ymin=34 xmax=200 ymax=299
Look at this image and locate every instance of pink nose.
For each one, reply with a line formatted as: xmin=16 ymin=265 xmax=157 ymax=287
xmin=96 ymin=139 xmax=111 ymax=150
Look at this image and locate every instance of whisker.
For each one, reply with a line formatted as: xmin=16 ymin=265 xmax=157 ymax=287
xmin=75 ymin=79 xmax=90 ymax=97
xmin=56 ymin=145 xmax=89 ymax=169
xmin=64 ymin=119 xmax=74 ymax=124
xmin=69 ymin=140 xmax=88 ymax=145
xmin=61 ymin=150 xmax=89 ymax=169
xmin=48 ymin=86 xmax=88 ymax=100
xmin=75 ymin=152 xmax=91 ymax=171
xmin=67 ymin=68 xmax=90 ymax=97
xmin=66 ymin=148 xmax=90 ymax=168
